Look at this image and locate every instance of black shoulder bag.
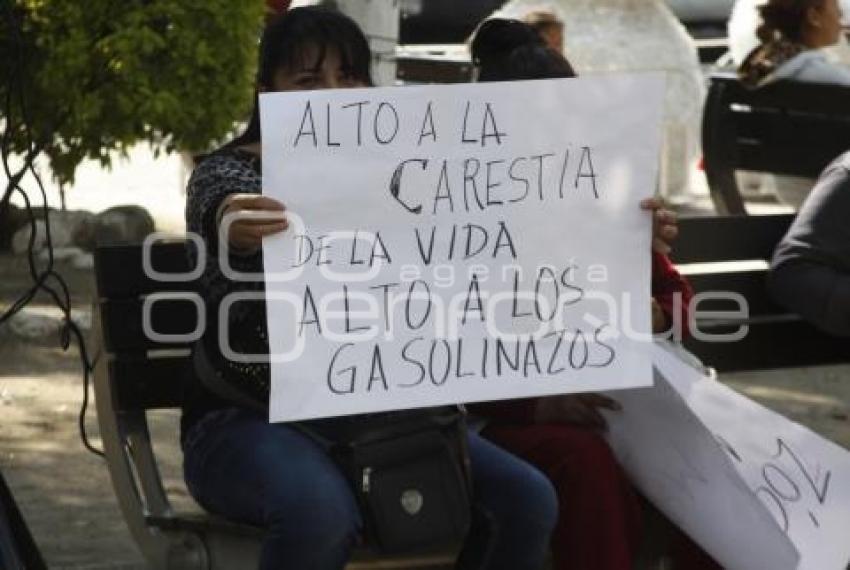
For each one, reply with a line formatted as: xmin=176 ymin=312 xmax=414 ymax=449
xmin=193 ymin=344 xmax=472 ymax=554
xmin=326 ymin=408 xmax=473 ymax=554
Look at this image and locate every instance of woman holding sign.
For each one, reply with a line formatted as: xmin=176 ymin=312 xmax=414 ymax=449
xmin=182 ymin=7 xmax=557 ymax=570
xmin=468 ymin=19 xmax=717 ymax=570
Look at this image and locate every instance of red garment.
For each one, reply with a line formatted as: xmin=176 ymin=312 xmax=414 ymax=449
xmin=482 ymin=423 xmax=642 ymax=570
xmin=483 ymin=424 xmax=723 ymax=570
xmin=470 ymin=253 xmax=720 ymax=569
xmin=652 ymin=251 xmax=693 ymax=338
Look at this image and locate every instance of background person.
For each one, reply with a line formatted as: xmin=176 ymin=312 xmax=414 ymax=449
xmin=182 ymin=8 xmax=558 ymax=570
xmin=770 ymin=151 xmax=850 ymax=335
xmin=470 ymin=17 xmax=574 ymax=79
xmin=467 ymin=19 xmax=713 ymax=570
xmin=729 ymin=0 xmax=850 ymax=67
xmin=738 ymin=0 xmax=850 ymax=87
xmin=733 ymin=0 xmax=850 ymax=208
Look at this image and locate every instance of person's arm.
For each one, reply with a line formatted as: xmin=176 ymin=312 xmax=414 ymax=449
xmin=186 ymin=155 xmax=261 ymax=264
xmin=186 ymin=154 xmax=286 ymax=268
xmin=769 ymin=157 xmax=850 ymax=335
xmin=652 ymin=251 xmax=694 ymax=336
xmin=769 ymin=260 xmax=850 ymax=335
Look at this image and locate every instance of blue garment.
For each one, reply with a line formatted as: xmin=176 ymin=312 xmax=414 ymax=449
xmin=183 ymin=408 xmax=557 ymax=570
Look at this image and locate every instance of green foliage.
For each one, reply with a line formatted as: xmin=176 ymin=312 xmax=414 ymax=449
xmin=1 ymin=0 xmax=267 ymax=185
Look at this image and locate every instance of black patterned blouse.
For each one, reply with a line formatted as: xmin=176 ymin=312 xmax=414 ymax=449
xmin=182 ymin=147 xmax=271 ymax=435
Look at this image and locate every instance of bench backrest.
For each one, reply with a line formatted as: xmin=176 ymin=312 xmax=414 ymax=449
xmin=92 ymin=241 xmax=203 ymax=568
xmin=701 ymin=71 xmax=850 ymax=214
xmin=94 ymin=241 xmax=198 ymax=411
xmin=672 ymin=214 xmax=848 ymax=371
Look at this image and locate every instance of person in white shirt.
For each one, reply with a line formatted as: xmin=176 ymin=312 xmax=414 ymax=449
xmin=738 ymin=0 xmax=850 ymax=87
xmin=729 ymin=0 xmax=850 ymax=67
xmin=730 ymin=0 xmax=850 ymax=207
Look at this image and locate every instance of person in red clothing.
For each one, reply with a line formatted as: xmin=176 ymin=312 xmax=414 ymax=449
xmin=469 ymin=19 xmax=719 ymax=570
xmin=473 ymin=249 xmax=693 ymax=570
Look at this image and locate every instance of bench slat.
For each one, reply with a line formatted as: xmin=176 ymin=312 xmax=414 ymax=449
xmin=734 ymin=112 xmax=850 ymax=144
xmin=737 ymin=143 xmax=845 ymax=179
xmin=686 ymin=270 xmax=786 ymax=317
xmin=708 ymin=71 xmax=850 ymax=113
xmin=94 ymin=241 xmax=197 ymax=299
xmin=685 ymin=318 xmax=848 ymax=372
xmin=110 ymin=356 xmax=190 ymax=410
xmin=672 ymin=215 xmax=793 ymax=264
xmin=100 ymin=297 xmax=200 ymax=352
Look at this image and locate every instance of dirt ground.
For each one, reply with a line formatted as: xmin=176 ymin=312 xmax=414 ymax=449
xmin=1 ymin=253 xmax=849 ymax=569
xmin=0 ymin=254 xmax=201 ymax=569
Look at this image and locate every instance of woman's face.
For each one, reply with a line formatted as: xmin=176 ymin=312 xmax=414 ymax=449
xmin=806 ymin=0 xmax=844 ymax=47
xmin=268 ymin=45 xmax=367 ymax=92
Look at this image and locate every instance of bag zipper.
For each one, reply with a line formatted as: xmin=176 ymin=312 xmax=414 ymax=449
xmin=362 ymin=466 xmax=372 ymax=493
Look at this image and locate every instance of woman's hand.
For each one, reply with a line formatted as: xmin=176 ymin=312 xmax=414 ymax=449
xmin=220 ymin=194 xmax=288 ymax=253
xmin=533 ymin=393 xmax=622 ymax=429
xmin=640 ymin=197 xmax=678 ymax=255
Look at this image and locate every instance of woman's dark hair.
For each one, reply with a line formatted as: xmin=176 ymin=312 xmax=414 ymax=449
xmin=227 ymin=6 xmax=373 ymax=149
xmin=471 ymin=18 xmax=575 ymax=82
xmin=757 ymin=0 xmax=825 ymax=43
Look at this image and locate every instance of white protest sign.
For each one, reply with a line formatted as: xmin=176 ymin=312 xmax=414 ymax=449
xmin=604 ymin=352 xmax=799 ymax=570
xmin=259 ymin=75 xmax=664 ymax=422
xmin=607 ymin=342 xmax=850 ymax=570
xmin=654 ymin=345 xmax=850 ymax=570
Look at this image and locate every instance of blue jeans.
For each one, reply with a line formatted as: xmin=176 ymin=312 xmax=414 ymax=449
xmin=183 ymin=409 xmax=556 ymax=570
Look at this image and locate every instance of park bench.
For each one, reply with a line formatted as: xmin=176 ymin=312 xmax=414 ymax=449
xmin=91 ymin=240 xmax=457 ymax=570
xmin=91 ymin=214 xmax=848 ymax=569
xmin=672 ymin=213 xmax=848 ymax=371
xmin=701 ymin=70 xmax=850 ymax=215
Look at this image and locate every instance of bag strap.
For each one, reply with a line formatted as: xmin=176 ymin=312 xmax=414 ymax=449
xmin=194 ymin=340 xmax=466 ymax=453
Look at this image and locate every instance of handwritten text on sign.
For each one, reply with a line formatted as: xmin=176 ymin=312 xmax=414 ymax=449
xmin=684 ymin=365 xmax=850 ymax=570
xmin=615 ymin=343 xmax=850 ymax=570
xmin=260 ymin=75 xmax=665 ymax=421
